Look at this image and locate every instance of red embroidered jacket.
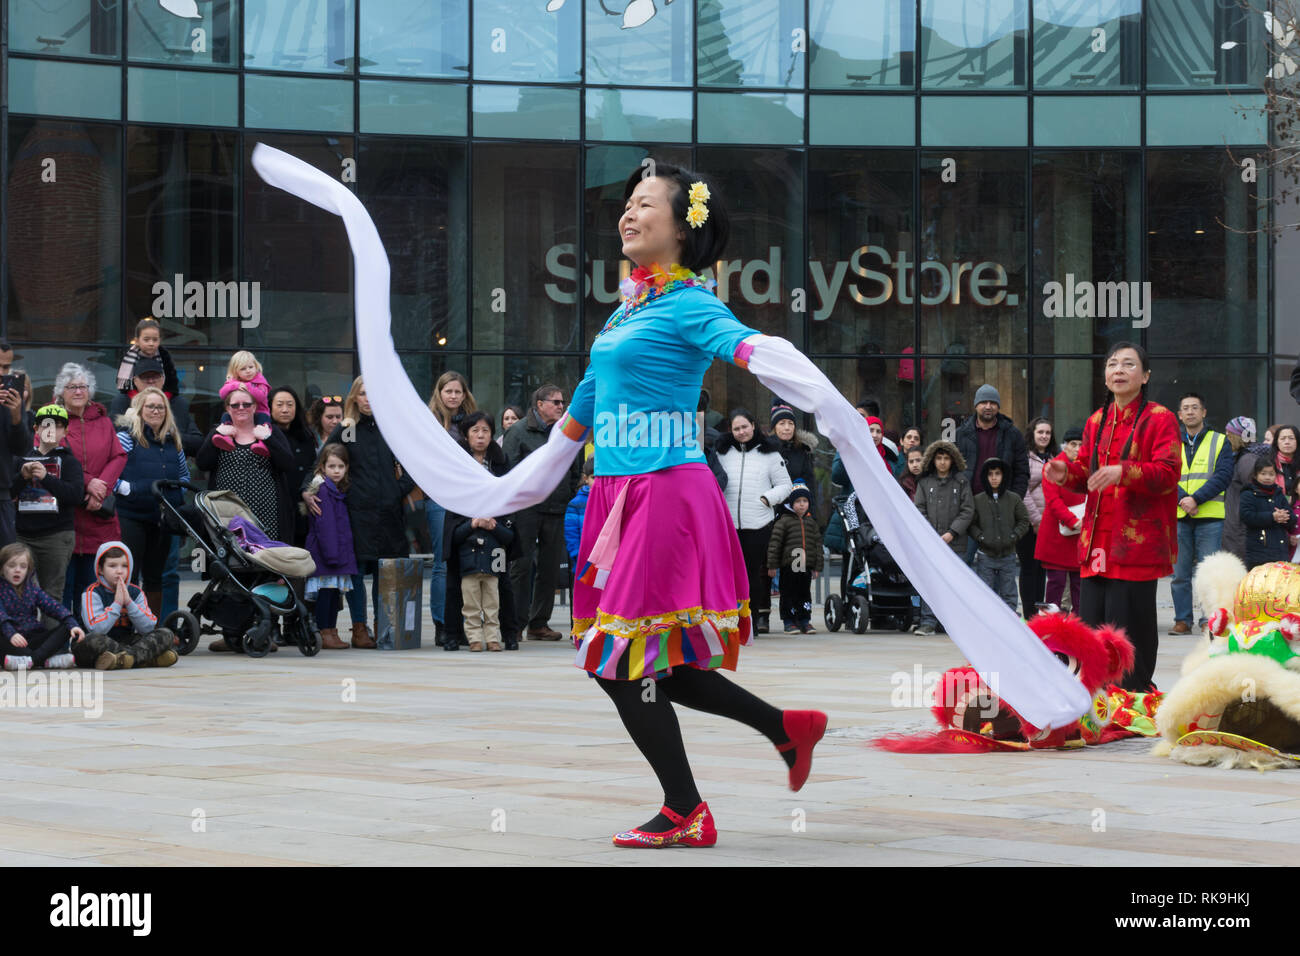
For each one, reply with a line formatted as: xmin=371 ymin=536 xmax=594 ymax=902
xmin=1060 ymin=398 xmax=1180 ymax=581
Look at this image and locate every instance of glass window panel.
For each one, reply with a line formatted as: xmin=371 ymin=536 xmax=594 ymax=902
xmin=360 ymin=0 xmax=469 ymax=77
xmin=809 ymin=94 xmax=914 ymax=145
xmin=242 ymin=134 xmax=355 ymax=352
xmin=697 ymin=92 xmax=804 ymax=144
xmin=356 ymin=138 xmax=468 ymax=351
xmin=920 ymin=95 xmax=1026 ymax=146
xmin=125 ymin=127 xmax=239 ymax=351
xmin=810 ymin=0 xmax=915 ymax=89
xmin=1032 ymin=0 xmax=1139 ymax=89
xmin=1145 ymin=94 xmax=1267 ymax=146
xmin=6 ymin=120 xmax=122 ymax=345
xmin=582 ymin=144 xmax=692 ymax=348
xmin=10 ymin=0 xmax=119 ymax=58
xmin=811 ymin=356 xmax=925 ymax=448
xmin=470 ymin=355 xmax=585 ymax=435
xmin=695 ymin=147 xmax=804 ymax=342
xmin=7 ymin=59 xmax=121 ymax=120
xmin=921 ymin=0 xmax=1028 ymax=89
xmin=1146 ymin=150 xmax=1267 ymax=354
xmin=127 ymin=68 xmax=239 ymax=126
xmin=1032 ymin=95 xmax=1139 ymax=146
xmin=585 ymin=89 xmax=693 ymax=142
xmin=698 ymin=0 xmax=803 ymax=88
xmin=919 ymin=151 xmax=1028 ymax=353
xmin=244 ymin=0 xmax=354 ymax=73
xmin=1030 ymin=357 xmax=1104 ymax=439
xmin=472 ymin=144 xmax=579 ymax=352
xmin=391 ymin=353 xmax=466 ymax=415
xmin=1031 ymin=151 xmax=1143 ymax=357
xmin=1147 ymin=0 xmax=1265 ymax=89
xmin=586 ymin=0 xmax=691 ymax=86
xmin=11 ymin=345 xmax=127 ymax=413
xmin=128 ymin=0 xmax=238 ymax=67
xmin=808 ymin=149 xmax=915 ymax=355
xmin=245 ymin=75 xmax=354 ymax=132
xmin=360 ymin=80 xmax=467 ymax=136
xmin=919 ymin=355 xmax=1028 ymax=439
xmin=472 ymin=0 xmax=580 ymax=82
xmin=473 ymin=86 xmax=579 ymax=139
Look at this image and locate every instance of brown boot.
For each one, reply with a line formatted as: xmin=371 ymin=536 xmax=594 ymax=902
xmin=350 ymin=623 xmax=376 ymax=649
xmin=320 ymin=627 xmax=348 ymax=649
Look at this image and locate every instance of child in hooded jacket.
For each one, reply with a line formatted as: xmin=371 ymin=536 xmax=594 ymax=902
xmin=0 ymin=542 xmax=83 ymax=669
xmin=968 ymin=457 xmax=1030 ymax=614
xmin=304 ymin=443 xmax=357 ymax=649
xmin=1240 ymin=457 xmax=1292 ymax=569
xmin=73 ymin=541 xmax=177 ymax=669
xmin=912 ymin=440 xmax=974 ymax=635
xmin=766 ymin=482 xmax=823 ymax=634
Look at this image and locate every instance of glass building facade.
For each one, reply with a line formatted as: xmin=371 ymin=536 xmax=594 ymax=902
xmin=2 ymin=0 xmax=1283 ymax=501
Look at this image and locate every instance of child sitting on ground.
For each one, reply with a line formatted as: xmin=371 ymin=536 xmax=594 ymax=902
xmin=766 ymin=482 xmax=823 ymax=635
xmin=73 ymin=541 xmax=177 ymax=669
xmin=116 ymin=317 xmax=180 ymax=397
xmin=565 ymin=456 xmax=595 ymax=575
xmin=968 ymin=457 xmax=1030 ymax=615
xmin=214 ymin=350 xmax=272 ymax=455
xmin=452 ymin=508 xmax=515 ymax=652
xmin=0 ymin=542 xmax=83 ymax=669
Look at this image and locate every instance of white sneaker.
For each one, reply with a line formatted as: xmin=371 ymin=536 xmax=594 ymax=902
xmin=43 ymin=653 xmax=75 ymax=669
xmin=4 ymin=655 xmax=33 ymax=670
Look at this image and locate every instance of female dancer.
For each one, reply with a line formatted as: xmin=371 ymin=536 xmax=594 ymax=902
xmin=1044 ymin=342 xmax=1179 ymax=690
xmin=252 ymin=145 xmax=1097 ymax=847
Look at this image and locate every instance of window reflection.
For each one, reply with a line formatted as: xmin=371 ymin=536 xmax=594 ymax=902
xmin=1147 ymin=0 xmax=1265 ymax=89
xmin=919 ymin=356 xmax=1026 ymax=440
xmin=698 ymin=0 xmax=803 ymax=88
xmin=474 ymin=0 xmax=580 ymax=82
xmin=810 ymin=0 xmax=915 ymax=89
xmin=1033 ymin=0 xmax=1139 ymax=89
xmin=586 ymin=0 xmax=691 ymax=86
xmin=360 ymin=0 xmax=468 ymax=77
xmin=7 ymin=120 xmax=122 ymax=345
xmin=921 ymin=0 xmax=1027 ymax=88
xmin=10 ymin=0 xmax=119 ymax=57
xmin=129 ymin=0 xmax=238 ymax=67
xmin=244 ymin=0 xmax=355 ymax=72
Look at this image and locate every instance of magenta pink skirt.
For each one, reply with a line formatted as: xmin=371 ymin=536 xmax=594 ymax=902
xmin=572 ymin=463 xmax=752 ymax=680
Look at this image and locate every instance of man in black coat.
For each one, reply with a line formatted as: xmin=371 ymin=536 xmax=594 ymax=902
xmin=954 ymin=384 xmax=1028 ymax=563
xmin=0 ymin=343 xmax=33 ymax=547
xmin=502 ymin=383 xmax=580 ymax=641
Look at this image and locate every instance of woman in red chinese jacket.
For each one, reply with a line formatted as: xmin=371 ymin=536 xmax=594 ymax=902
xmin=1044 ymin=342 xmax=1179 ymax=690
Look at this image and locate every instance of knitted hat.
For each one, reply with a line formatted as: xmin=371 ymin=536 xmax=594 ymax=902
xmin=34 ymin=404 xmax=68 ymax=428
xmin=771 ymin=404 xmax=796 ymax=428
xmin=785 ymin=481 xmax=812 ymax=508
xmin=1226 ymin=416 xmax=1257 ymax=443
xmin=974 ymin=384 xmax=1001 ymax=406
xmin=1063 ymin=426 xmax=1084 ymax=443
xmin=134 ymin=356 xmax=165 ymax=377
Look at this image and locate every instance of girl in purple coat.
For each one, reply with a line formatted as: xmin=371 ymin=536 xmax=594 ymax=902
xmin=304 ymin=443 xmax=357 ymax=649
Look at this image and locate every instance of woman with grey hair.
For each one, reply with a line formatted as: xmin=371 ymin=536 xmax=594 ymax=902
xmin=55 ymin=363 xmax=126 ymax=608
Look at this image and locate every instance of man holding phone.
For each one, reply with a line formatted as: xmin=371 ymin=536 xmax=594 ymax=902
xmin=0 ymin=343 xmax=32 ymax=548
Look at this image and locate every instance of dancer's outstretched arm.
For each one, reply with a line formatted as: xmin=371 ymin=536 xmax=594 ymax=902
xmin=251 ymin=143 xmax=587 ymax=517
xmin=739 ymin=334 xmax=1092 ymax=731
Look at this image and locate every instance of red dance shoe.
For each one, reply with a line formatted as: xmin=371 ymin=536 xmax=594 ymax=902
xmin=611 ymin=802 xmax=717 ymax=848
xmin=777 ymin=709 xmax=828 ymax=792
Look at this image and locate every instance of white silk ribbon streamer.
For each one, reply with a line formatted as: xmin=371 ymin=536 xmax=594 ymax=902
xmin=250 ymin=143 xmax=585 ymax=516
xmin=744 ymin=334 xmax=1091 ymax=730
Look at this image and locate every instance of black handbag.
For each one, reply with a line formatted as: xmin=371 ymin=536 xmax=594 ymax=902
xmin=88 ymin=493 xmax=115 ymax=518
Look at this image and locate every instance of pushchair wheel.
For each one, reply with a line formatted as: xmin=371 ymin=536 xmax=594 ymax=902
xmin=824 ymin=594 xmax=844 ymax=632
xmin=243 ymin=622 xmax=273 ymax=658
xmin=849 ymin=594 xmax=869 ymax=634
xmin=297 ymin=618 xmax=321 ymax=657
xmin=164 ymin=610 xmax=202 ymax=656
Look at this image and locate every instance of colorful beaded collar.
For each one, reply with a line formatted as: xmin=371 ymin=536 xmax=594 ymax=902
xmin=597 ymin=263 xmax=716 ymax=338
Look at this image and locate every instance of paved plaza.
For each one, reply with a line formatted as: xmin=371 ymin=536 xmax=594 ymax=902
xmin=3 ymin=575 xmax=1299 ymax=867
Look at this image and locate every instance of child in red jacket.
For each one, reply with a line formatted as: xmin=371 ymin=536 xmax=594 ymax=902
xmin=1036 ymin=427 xmax=1087 ymax=612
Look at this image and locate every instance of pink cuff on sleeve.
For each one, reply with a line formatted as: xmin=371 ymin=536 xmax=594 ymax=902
xmin=733 ymin=341 xmax=755 ymax=369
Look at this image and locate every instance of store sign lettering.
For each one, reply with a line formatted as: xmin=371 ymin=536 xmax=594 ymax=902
xmin=544 ymin=243 xmax=1016 ymax=319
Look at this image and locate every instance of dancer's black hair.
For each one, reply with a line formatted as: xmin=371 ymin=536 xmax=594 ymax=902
xmin=1090 ymin=341 xmax=1150 ymax=474
xmin=622 ymin=161 xmax=729 ymax=274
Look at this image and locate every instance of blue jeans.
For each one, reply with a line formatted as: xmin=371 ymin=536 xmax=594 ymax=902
xmin=346 ymin=562 xmax=379 ymax=629
xmin=425 ymin=501 xmax=446 ymax=626
xmin=1172 ymin=519 xmax=1223 ymax=625
xmin=974 ymin=551 xmax=1021 ymax=614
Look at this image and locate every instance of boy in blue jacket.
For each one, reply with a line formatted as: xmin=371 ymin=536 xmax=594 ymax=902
xmin=73 ymin=541 xmax=177 ymax=669
xmin=565 ymin=457 xmax=595 ymax=574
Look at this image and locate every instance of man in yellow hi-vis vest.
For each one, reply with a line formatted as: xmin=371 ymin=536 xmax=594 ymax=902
xmin=1169 ymin=393 xmax=1233 ymax=635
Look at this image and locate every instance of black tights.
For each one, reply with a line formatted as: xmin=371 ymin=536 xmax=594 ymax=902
xmin=596 ymin=668 xmax=791 ymax=831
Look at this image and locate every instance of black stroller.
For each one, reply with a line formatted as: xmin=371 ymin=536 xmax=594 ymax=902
xmin=824 ymin=493 xmax=917 ymax=633
xmin=154 ymin=480 xmax=322 ymax=658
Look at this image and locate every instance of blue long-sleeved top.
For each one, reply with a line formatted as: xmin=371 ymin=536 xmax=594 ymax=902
xmin=1179 ymin=426 xmax=1234 ymax=515
xmin=564 ymin=283 xmax=758 ymax=476
xmin=0 ymin=579 xmax=75 ymax=640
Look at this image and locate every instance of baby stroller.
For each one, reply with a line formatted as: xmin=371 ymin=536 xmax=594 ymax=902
xmin=824 ymin=493 xmax=917 ymax=633
xmin=153 ymin=479 xmax=322 ymax=658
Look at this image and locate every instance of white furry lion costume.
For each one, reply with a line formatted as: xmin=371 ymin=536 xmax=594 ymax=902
xmin=1155 ymin=553 xmax=1300 ymax=770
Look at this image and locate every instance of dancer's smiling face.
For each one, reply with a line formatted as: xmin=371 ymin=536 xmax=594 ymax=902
xmin=620 ymin=176 xmax=685 ymax=269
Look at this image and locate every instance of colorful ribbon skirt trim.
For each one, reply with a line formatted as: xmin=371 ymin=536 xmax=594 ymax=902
xmin=573 ymin=601 xmax=752 ymax=681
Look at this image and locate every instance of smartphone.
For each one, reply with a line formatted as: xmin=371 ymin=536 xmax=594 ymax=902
xmin=0 ymin=373 xmax=24 ymax=395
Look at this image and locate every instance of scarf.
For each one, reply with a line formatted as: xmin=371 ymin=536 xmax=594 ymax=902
xmin=866 ymin=416 xmax=889 ymax=463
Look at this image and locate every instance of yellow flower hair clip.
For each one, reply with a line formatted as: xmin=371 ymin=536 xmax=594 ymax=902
xmin=686 ymin=181 xmax=710 ymax=229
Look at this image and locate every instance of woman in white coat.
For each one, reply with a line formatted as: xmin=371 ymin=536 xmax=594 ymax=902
xmin=716 ymin=409 xmax=793 ymax=634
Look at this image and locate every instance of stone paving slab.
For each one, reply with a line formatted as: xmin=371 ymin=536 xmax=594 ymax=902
xmin=0 ymin=581 xmax=1296 ymax=867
